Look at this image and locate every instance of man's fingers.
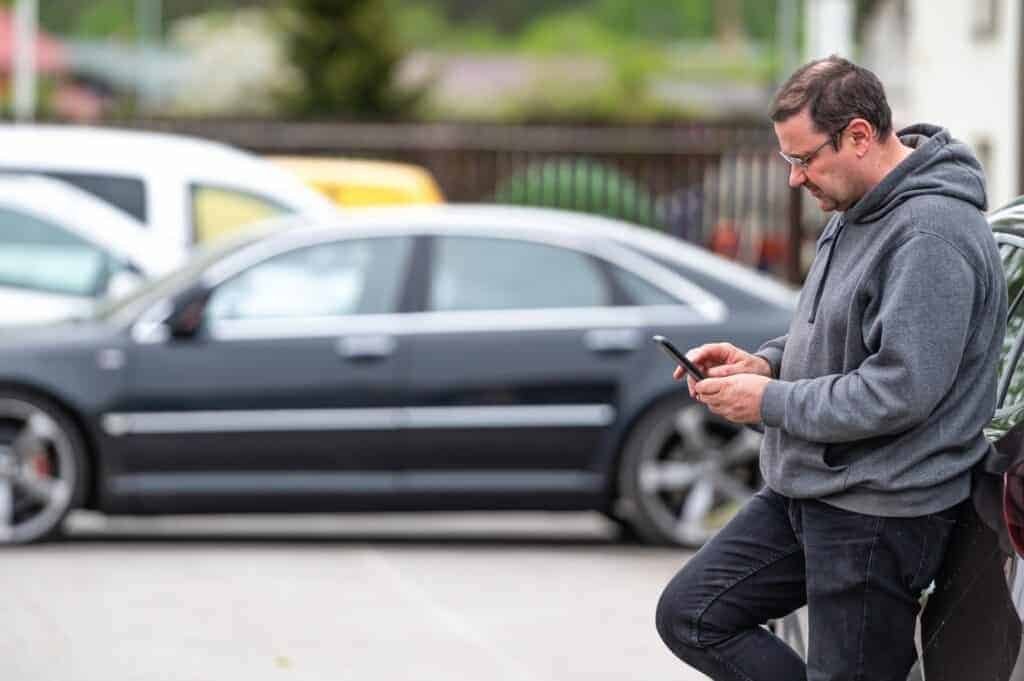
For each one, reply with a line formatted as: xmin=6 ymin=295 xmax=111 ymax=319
xmin=673 ymin=366 xmax=684 ymax=381
xmin=687 ymin=343 xmax=734 ymax=366
xmin=694 ymin=377 xmax=724 ymax=396
xmin=706 ymin=363 xmax=745 ymax=378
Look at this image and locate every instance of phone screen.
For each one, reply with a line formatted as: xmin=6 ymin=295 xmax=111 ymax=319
xmin=652 ymin=335 xmax=705 ymax=381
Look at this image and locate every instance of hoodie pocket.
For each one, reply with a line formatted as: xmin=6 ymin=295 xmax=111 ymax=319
xmin=823 ymin=435 xmax=892 ymax=470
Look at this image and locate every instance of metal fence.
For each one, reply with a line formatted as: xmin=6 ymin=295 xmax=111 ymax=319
xmin=109 ymin=118 xmax=806 ymax=282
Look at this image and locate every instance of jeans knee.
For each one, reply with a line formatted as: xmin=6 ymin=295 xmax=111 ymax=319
xmin=655 ymin=576 xmax=706 ymax=653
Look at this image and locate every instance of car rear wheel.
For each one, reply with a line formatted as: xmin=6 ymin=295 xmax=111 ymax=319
xmin=617 ymin=398 xmax=762 ymax=546
xmin=0 ymin=392 xmax=87 ymax=545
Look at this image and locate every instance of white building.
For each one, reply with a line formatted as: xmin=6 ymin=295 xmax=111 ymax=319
xmin=860 ymin=0 xmax=1021 ymax=207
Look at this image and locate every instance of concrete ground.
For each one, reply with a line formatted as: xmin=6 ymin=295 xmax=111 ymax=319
xmin=0 ymin=512 xmax=708 ymax=681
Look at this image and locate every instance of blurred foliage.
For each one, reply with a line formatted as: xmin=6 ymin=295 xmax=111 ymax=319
xmin=494 ymin=158 xmax=659 ymax=227
xmin=170 ymin=8 xmax=296 ymax=116
xmin=275 ymin=0 xmax=419 ymax=119
xmin=35 ymin=0 xmax=785 ymax=45
xmin=71 ymin=0 xmax=136 ymax=39
xmin=395 ymin=0 xmax=777 ymax=46
xmin=391 ymin=0 xmax=777 ymax=80
xmin=24 ymin=0 xmax=788 ymax=123
xmin=594 ymin=0 xmax=713 ymax=41
xmin=38 ymin=0 xmax=271 ymax=39
xmin=399 ymin=0 xmax=776 ymax=123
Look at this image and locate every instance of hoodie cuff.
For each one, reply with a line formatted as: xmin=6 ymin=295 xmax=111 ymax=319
xmin=761 ymin=379 xmax=791 ymax=428
xmin=754 ymin=349 xmax=782 ymax=379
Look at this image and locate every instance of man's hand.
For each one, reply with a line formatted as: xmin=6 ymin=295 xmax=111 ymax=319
xmin=692 ymin=374 xmax=771 ymax=424
xmin=672 ymin=342 xmax=772 ymax=398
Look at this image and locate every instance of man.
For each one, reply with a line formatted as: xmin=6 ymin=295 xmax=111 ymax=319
xmin=655 ymin=55 xmax=1008 ymax=681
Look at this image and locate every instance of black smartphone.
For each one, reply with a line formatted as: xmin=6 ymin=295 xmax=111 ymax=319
xmin=652 ymin=335 xmax=705 ymax=381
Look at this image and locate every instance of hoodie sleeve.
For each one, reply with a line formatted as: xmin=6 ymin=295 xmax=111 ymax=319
xmin=760 ymin=233 xmax=980 ymax=443
xmin=755 ymin=335 xmax=787 ymax=379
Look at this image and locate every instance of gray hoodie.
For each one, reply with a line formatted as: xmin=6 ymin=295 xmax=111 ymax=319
xmin=756 ymin=124 xmax=1008 ymax=517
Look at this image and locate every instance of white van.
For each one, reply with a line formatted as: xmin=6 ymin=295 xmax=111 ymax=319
xmin=0 ymin=124 xmax=338 ymax=260
xmin=0 ymin=175 xmax=179 ymax=324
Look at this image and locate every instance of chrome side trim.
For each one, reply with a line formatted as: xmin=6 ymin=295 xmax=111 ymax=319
xmin=111 ymin=470 xmax=604 ymax=495
xmin=403 ymin=405 xmax=615 ymax=429
xmin=103 ymin=408 xmax=399 ymax=435
xmin=102 ymin=404 xmax=616 ymax=436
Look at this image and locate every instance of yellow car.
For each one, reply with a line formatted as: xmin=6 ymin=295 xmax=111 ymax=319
xmin=267 ymin=156 xmax=445 ymax=207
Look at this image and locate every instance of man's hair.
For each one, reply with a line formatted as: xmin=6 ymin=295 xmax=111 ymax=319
xmin=770 ymin=55 xmax=893 ymax=146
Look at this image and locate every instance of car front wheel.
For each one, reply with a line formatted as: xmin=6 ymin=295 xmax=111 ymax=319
xmin=0 ymin=391 xmax=87 ymax=545
xmin=617 ymin=398 xmax=762 ymax=546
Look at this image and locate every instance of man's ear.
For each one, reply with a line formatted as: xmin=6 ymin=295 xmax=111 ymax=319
xmin=846 ymin=118 xmax=874 ymax=157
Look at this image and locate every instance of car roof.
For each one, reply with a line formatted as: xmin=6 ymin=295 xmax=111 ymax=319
xmin=0 ymin=124 xmax=260 ymax=170
xmin=257 ymin=204 xmax=799 ymax=309
xmin=267 ymin=156 xmax=444 ymax=204
xmin=0 ymin=124 xmax=337 ymax=216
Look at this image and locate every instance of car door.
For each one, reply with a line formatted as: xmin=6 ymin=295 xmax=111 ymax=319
xmin=109 ymin=234 xmax=415 ymax=510
xmin=397 ymin=231 xmax=690 ymax=503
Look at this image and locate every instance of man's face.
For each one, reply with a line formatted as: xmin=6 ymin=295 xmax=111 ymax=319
xmin=774 ymin=109 xmax=860 ymax=212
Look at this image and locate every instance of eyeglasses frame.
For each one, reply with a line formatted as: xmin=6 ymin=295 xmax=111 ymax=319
xmin=778 ymin=123 xmax=850 ymax=170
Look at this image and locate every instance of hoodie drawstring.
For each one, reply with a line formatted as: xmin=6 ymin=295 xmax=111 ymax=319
xmin=808 ymin=216 xmax=847 ymax=323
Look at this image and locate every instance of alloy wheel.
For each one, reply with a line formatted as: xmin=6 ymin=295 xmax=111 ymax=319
xmin=0 ymin=397 xmax=80 ymax=545
xmin=621 ymin=402 xmax=762 ymax=546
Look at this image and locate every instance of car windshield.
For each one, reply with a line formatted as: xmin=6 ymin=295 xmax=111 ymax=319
xmin=92 ymin=229 xmax=268 ymax=324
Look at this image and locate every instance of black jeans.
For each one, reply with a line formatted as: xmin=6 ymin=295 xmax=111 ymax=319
xmin=655 ymin=487 xmax=959 ymax=681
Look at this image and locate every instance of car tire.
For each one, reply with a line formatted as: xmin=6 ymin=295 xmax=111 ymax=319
xmin=0 ymin=390 xmax=88 ymax=546
xmin=616 ymin=396 xmax=762 ymax=546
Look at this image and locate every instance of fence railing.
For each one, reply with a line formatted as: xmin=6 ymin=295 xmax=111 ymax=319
xmin=107 ymin=118 xmax=806 ymax=282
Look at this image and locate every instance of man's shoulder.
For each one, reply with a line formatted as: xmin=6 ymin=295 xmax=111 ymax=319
xmin=901 ymin=193 xmax=987 ymax=225
xmin=888 ymin=194 xmax=990 ymax=247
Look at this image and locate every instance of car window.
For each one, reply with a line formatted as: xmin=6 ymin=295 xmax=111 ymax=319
xmin=191 ymin=185 xmax=291 ymax=245
xmin=0 ymin=169 xmax=147 ymax=222
xmin=206 ymin=236 xmax=412 ymax=320
xmin=429 ymin=236 xmax=608 ymax=312
xmin=608 ymin=264 xmax=683 ymax=306
xmin=0 ymin=206 xmax=113 ymax=297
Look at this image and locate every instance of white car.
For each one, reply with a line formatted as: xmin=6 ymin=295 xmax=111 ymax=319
xmin=0 ymin=175 xmax=179 ymax=324
xmin=0 ymin=124 xmax=338 ymax=256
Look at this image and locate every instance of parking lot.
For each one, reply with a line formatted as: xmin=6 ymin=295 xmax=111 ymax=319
xmin=1 ymin=512 xmax=706 ymax=681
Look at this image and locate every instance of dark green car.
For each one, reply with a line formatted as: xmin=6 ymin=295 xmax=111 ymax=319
xmin=775 ymin=199 xmax=1024 ymax=680
xmin=916 ymin=198 xmax=1024 ymax=680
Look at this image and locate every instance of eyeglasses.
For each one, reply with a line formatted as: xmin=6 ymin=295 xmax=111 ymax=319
xmin=778 ymin=127 xmax=843 ymax=169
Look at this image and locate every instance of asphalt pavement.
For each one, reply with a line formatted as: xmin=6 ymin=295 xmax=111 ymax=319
xmin=1 ymin=512 xmax=708 ymax=681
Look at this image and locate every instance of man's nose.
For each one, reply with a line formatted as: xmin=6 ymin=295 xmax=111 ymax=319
xmin=788 ymin=164 xmax=805 ymax=188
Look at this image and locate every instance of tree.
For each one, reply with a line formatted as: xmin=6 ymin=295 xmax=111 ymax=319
xmin=276 ymin=0 xmax=415 ymax=119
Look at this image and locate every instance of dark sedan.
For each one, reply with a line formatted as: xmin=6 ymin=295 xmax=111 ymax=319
xmin=0 ymin=205 xmax=794 ymax=545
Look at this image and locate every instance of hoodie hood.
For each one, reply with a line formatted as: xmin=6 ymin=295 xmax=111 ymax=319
xmin=845 ymin=123 xmax=988 ymax=224
xmin=804 ymin=124 xmax=989 ymax=323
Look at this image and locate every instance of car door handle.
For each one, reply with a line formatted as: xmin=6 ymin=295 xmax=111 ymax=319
xmin=583 ymin=328 xmax=641 ymax=353
xmin=335 ymin=334 xmax=397 ymax=360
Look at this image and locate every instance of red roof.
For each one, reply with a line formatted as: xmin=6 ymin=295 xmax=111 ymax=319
xmin=0 ymin=9 xmax=65 ymax=74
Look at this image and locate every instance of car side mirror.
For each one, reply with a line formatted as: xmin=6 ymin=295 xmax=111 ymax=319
xmin=167 ymin=287 xmax=210 ymax=339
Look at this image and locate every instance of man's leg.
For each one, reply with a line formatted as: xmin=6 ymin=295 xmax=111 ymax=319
xmin=799 ymin=500 xmax=958 ymax=681
xmin=656 ymin=488 xmax=808 ymax=681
